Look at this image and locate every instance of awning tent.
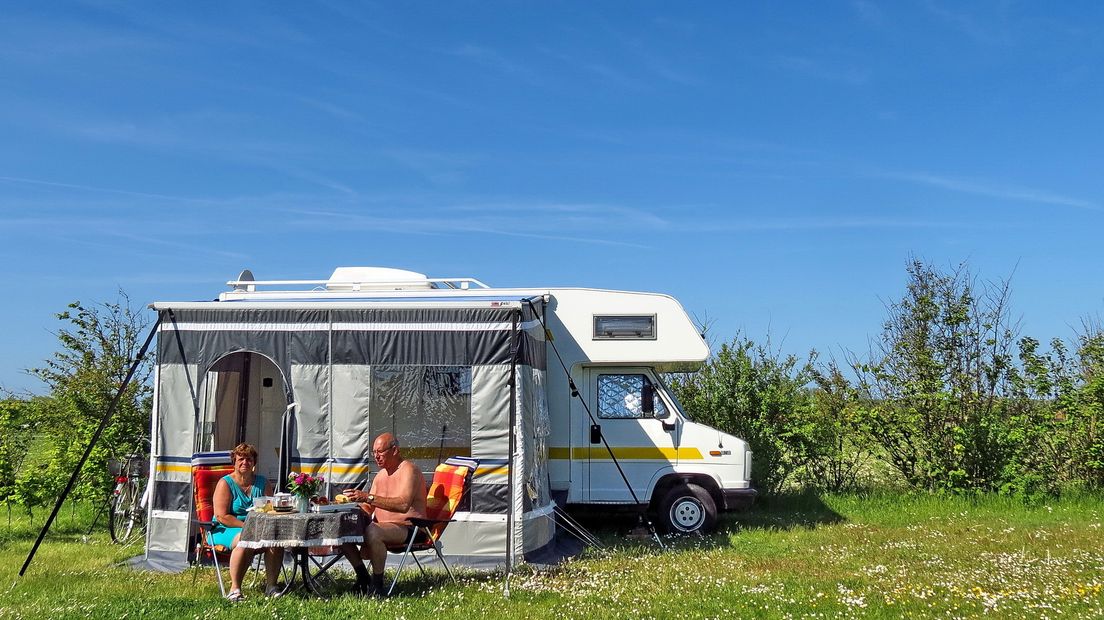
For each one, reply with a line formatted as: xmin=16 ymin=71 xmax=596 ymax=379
xmin=144 ymin=296 xmax=555 ymax=570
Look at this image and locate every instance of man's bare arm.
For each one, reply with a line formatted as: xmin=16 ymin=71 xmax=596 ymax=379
xmin=344 ymin=464 xmax=417 ymax=512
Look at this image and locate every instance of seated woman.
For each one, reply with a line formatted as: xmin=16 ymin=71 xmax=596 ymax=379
xmin=211 ymin=442 xmax=284 ymax=601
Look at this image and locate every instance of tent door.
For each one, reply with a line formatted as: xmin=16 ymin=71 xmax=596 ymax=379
xmin=199 ymin=352 xmax=287 ymax=483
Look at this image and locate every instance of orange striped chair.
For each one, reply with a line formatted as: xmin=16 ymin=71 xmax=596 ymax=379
xmin=190 ymin=452 xmax=235 ymax=596
xmin=385 ymin=457 xmax=475 ymax=595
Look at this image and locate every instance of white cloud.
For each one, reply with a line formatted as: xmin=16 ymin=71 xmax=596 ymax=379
xmin=881 ymin=171 xmax=1101 ymax=211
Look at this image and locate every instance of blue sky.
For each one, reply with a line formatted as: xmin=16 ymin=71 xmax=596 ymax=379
xmin=1 ymin=2 xmax=1102 ymax=394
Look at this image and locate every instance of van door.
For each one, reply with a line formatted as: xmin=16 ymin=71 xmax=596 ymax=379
xmin=585 ymin=368 xmax=677 ymax=503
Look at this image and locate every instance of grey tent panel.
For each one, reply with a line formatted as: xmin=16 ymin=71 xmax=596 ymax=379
xmin=147 ymin=297 xmax=555 ymax=564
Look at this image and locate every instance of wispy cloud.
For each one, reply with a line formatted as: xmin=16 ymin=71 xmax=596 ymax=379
xmin=775 ymin=55 xmax=870 ymax=85
xmin=279 ymin=200 xmax=660 ymax=248
xmin=451 ymin=44 xmax=544 ymax=86
xmin=921 ymin=1 xmax=1013 ymax=46
xmin=295 ymin=96 xmax=366 ymax=123
xmin=851 ymin=1 xmax=886 ymax=28
xmin=380 ymin=148 xmax=477 ymax=185
xmin=0 ymin=175 xmax=219 ymax=203
xmin=445 ymin=202 xmax=670 ymax=228
xmin=609 ymin=31 xmax=700 ymax=86
xmin=879 ymin=170 xmax=1101 ymax=211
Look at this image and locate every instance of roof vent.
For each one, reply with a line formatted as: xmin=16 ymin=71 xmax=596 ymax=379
xmin=326 ymin=267 xmax=432 ymax=291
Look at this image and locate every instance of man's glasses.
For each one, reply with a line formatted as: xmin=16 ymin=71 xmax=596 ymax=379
xmin=372 ymin=445 xmax=396 ymax=456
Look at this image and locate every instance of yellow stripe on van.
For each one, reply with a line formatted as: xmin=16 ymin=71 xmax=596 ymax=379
xmin=156 ymin=464 xmax=192 ymax=473
xmin=399 ymin=446 xmax=472 ymax=459
xmin=476 ymin=466 xmax=509 ymax=476
xmin=548 ymin=447 xmax=703 ymax=461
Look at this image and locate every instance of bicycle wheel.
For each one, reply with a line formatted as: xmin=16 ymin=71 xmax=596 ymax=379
xmin=109 ymin=482 xmax=143 ymax=544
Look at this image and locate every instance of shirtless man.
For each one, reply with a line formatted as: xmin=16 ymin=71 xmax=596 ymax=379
xmin=342 ymin=432 xmax=427 ymax=596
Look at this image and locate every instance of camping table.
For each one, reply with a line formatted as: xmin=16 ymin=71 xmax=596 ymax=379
xmin=238 ymin=508 xmax=365 ymax=597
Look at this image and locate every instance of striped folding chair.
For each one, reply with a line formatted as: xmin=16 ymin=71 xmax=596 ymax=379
xmin=385 ymin=457 xmax=476 ymax=596
xmin=190 ymin=452 xmax=234 ymax=596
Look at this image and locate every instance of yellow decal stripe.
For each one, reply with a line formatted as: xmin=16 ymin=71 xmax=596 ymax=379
xmin=156 ymin=464 xmax=192 ymax=474
xmin=547 ymin=447 xmax=703 ymax=461
xmin=399 ymin=446 xmax=472 ymax=459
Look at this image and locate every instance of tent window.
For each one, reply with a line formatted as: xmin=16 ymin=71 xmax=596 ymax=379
xmin=368 ymin=366 xmax=472 ymax=470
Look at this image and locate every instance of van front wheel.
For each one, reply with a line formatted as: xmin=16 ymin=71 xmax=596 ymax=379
xmin=659 ymin=483 xmax=717 ymax=533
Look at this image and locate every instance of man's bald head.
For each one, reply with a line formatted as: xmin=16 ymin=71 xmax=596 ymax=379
xmin=373 ymin=433 xmax=397 ymax=453
xmin=372 ymin=432 xmax=401 ymax=471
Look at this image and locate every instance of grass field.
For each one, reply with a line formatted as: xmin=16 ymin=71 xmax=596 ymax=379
xmin=1 ymin=492 xmax=1102 ymax=619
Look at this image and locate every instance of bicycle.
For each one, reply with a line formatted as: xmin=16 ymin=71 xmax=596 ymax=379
xmin=107 ymin=439 xmax=150 ymax=545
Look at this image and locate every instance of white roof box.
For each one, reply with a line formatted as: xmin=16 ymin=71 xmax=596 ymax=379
xmin=326 ymin=267 xmax=432 ymax=291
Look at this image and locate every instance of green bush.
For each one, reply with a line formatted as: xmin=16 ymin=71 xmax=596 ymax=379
xmin=668 ymin=336 xmax=813 ymax=494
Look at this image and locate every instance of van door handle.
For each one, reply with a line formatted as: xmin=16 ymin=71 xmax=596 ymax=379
xmin=590 ymin=424 xmax=602 ymax=444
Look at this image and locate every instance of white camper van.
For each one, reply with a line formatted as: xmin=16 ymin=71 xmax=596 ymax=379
xmin=146 ymin=267 xmax=754 ymax=565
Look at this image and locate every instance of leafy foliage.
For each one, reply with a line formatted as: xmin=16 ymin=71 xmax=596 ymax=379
xmin=0 ymin=399 xmax=34 ymax=510
xmin=18 ymin=293 xmax=153 ymax=508
xmin=796 ymin=361 xmax=871 ymax=491
xmin=850 ymin=260 xmax=1022 ymax=492
xmin=668 ymin=336 xmax=813 ymax=494
xmin=1015 ymin=330 xmax=1104 ymax=491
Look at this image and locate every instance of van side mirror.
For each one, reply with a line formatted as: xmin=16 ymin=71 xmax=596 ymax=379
xmin=641 ymin=384 xmax=655 ymax=416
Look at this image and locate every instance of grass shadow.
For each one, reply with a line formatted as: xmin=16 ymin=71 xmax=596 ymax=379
xmin=718 ymin=490 xmax=846 ymax=535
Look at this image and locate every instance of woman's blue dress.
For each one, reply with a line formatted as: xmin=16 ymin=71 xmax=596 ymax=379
xmin=208 ymin=474 xmax=266 ymax=548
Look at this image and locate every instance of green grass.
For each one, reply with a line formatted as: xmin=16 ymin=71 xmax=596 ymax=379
xmin=1 ymin=493 xmax=1103 ymax=619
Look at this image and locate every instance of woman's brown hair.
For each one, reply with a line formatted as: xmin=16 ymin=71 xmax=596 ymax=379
xmin=230 ymin=442 xmax=258 ymax=463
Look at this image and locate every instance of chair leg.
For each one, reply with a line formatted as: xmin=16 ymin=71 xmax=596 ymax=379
xmin=430 ymin=536 xmax=456 ymax=584
xmin=387 ymin=532 xmax=419 ymax=597
xmin=205 ymin=532 xmax=227 ymax=598
xmin=411 ymin=552 xmax=427 ymax=577
xmin=211 ymin=550 xmax=227 ymax=597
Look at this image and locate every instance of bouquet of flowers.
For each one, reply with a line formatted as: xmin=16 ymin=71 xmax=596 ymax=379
xmin=286 ymin=471 xmax=324 ymax=499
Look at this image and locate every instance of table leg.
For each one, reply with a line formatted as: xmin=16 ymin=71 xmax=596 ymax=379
xmin=299 ymin=547 xmax=351 ymax=598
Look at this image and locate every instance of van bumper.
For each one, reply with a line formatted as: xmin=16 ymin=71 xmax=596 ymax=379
xmin=722 ymin=488 xmax=758 ymax=511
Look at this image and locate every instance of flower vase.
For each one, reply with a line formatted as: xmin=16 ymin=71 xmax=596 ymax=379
xmin=297 ymin=495 xmax=310 ymax=513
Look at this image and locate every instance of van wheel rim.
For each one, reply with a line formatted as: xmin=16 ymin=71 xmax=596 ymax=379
xmin=670 ymin=497 xmax=704 ymax=531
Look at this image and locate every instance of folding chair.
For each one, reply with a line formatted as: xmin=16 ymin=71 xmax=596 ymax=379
xmin=385 ymin=457 xmax=475 ymax=596
xmin=190 ymin=452 xmax=234 ymax=596
xmin=190 ymin=451 xmax=290 ymax=597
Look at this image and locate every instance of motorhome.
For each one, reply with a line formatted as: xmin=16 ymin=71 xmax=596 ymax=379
xmin=145 ymin=267 xmax=755 ymax=567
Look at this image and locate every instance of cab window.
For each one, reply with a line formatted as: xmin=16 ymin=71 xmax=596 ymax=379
xmin=597 ymin=374 xmax=667 ymax=419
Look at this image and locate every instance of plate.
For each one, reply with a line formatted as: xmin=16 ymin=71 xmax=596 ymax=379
xmin=310 ymin=502 xmax=360 ymax=513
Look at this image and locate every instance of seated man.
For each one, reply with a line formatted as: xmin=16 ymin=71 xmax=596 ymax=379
xmin=342 ymin=432 xmax=427 ymax=596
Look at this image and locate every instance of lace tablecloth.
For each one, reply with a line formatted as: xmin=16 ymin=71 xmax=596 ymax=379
xmin=238 ymin=509 xmax=366 ymax=549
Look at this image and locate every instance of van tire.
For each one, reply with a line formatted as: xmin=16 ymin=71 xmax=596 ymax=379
xmin=659 ymin=483 xmax=717 ymax=533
